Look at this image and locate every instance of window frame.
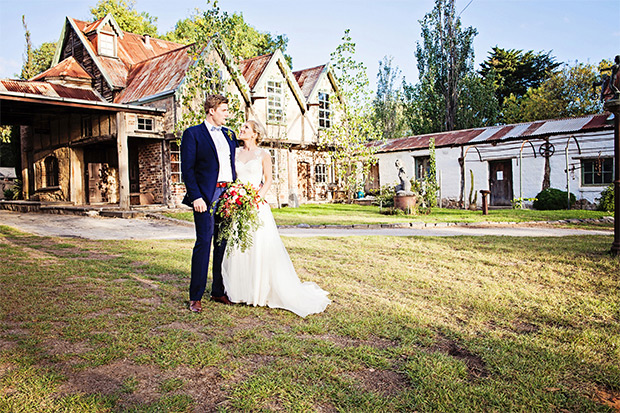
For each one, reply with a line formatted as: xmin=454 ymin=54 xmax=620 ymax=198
xmin=98 ymin=32 xmax=116 ymax=57
xmin=170 ymin=140 xmax=182 ymax=184
xmin=315 ymin=163 xmax=328 ymax=184
xmin=581 ymin=157 xmax=614 ymax=186
xmin=318 ymin=92 xmax=331 ymax=129
xmin=414 ymin=156 xmax=431 ymax=181
xmin=269 ymin=148 xmax=280 ymax=181
xmin=44 ymin=155 xmax=59 ymax=188
xmin=267 ymin=80 xmax=284 ymax=124
xmin=137 ymin=117 xmax=154 ymax=131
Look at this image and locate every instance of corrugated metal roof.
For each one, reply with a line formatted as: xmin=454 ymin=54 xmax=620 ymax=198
xmin=115 ymin=45 xmax=193 ymax=104
xmin=238 ymin=54 xmax=272 ymax=90
xmin=293 ymin=65 xmax=325 ymax=99
xmin=31 ymin=56 xmax=92 ymax=81
xmin=0 ymin=79 xmax=103 ymax=101
xmin=376 ymin=113 xmax=612 ymax=153
xmin=70 ymin=17 xmax=185 ymax=89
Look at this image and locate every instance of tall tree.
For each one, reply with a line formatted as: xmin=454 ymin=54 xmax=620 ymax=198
xmin=415 ymin=0 xmax=478 ymax=131
xmin=502 ymin=61 xmax=603 ymax=124
xmin=20 ymin=15 xmax=35 ymax=80
xmin=90 ymin=0 xmax=158 ymax=36
xmin=374 ymin=56 xmax=408 ymax=140
xmin=163 ymin=2 xmax=291 ymax=65
xmin=322 ymin=29 xmax=380 ymax=200
xmin=479 ymin=47 xmax=560 ymax=105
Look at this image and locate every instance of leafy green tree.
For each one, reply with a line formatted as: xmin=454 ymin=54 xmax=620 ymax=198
xmin=479 ymin=47 xmax=560 ymax=104
xmin=415 ymin=0 xmax=478 ymax=131
xmin=322 ymin=29 xmax=380 ymax=200
xmin=90 ymin=0 xmax=158 ymax=36
xmin=373 ymin=56 xmax=408 ymax=140
xmin=503 ymin=62 xmax=603 ymax=123
xmin=163 ymin=2 xmax=291 ymax=65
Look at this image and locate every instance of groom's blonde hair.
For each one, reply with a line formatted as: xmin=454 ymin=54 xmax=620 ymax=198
xmin=246 ymin=120 xmax=267 ymax=144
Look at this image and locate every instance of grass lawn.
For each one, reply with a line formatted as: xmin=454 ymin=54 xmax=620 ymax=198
xmin=0 ymin=225 xmax=618 ymax=411
xmin=164 ymin=203 xmax=614 ymax=228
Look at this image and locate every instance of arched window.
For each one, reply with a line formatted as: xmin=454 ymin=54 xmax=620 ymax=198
xmin=45 ymin=156 xmax=59 ymax=187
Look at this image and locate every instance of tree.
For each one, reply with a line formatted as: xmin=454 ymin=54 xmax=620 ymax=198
xmin=479 ymin=47 xmax=560 ymax=105
xmin=373 ymin=56 xmax=408 ymax=140
xmin=20 ymin=15 xmax=35 ymax=80
xmin=503 ymin=61 xmax=604 ymax=124
xmin=90 ymin=0 xmax=158 ymax=37
xmin=415 ymin=0 xmax=478 ymax=131
xmin=163 ymin=2 xmax=292 ymax=65
xmin=322 ymin=30 xmax=380 ymax=200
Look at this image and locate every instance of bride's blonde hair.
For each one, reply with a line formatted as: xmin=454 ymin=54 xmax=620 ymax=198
xmin=246 ymin=120 xmax=267 ymax=144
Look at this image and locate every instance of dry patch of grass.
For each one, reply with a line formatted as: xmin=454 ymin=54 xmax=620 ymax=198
xmin=0 ymin=225 xmax=618 ymax=412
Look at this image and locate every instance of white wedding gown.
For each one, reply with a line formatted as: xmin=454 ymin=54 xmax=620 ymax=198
xmin=222 ymin=149 xmax=331 ymax=317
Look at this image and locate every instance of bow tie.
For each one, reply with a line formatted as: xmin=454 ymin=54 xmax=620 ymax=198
xmin=211 ymin=126 xmax=222 ymax=132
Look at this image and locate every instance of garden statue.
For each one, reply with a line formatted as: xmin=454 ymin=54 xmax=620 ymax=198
xmin=600 ymin=55 xmax=620 ymax=101
xmin=394 ymin=159 xmax=414 ymax=196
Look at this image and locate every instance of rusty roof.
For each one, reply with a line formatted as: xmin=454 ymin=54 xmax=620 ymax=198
xmin=293 ymin=64 xmax=325 ymax=99
xmin=115 ymin=45 xmax=193 ymax=104
xmin=69 ymin=17 xmax=185 ymax=89
xmin=238 ymin=54 xmax=273 ymax=90
xmin=375 ymin=113 xmax=613 ymax=153
xmin=0 ymin=79 xmax=103 ymax=101
xmin=31 ymin=57 xmax=92 ymax=81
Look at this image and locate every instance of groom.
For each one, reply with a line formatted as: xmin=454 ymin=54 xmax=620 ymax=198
xmin=181 ymin=94 xmax=238 ymax=312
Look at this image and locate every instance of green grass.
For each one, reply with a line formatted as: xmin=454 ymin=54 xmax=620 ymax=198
xmin=163 ymin=204 xmax=613 ymax=227
xmin=0 ymin=225 xmax=619 ymax=411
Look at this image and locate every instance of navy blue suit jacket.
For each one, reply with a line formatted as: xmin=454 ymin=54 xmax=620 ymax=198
xmin=181 ymin=122 xmax=238 ymax=207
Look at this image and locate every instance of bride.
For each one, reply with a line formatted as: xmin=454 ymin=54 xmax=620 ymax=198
xmin=222 ymin=120 xmax=331 ymax=317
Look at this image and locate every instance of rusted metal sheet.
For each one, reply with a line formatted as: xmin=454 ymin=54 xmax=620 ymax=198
xmin=376 ymin=114 xmax=612 ymax=153
xmin=293 ymin=65 xmax=325 ymax=98
xmin=115 ymin=45 xmax=192 ymax=104
xmin=0 ymin=80 xmax=102 ymax=101
xmin=239 ymin=54 xmax=272 ymax=90
xmin=31 ymin=57 xmax=92 ymax=81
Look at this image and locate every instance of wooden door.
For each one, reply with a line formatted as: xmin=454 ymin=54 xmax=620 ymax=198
xmin=489 ymin=160 xmax=513 ymax=206
xmin=297 ymin=161 xmax=310 ymax=201
xmin=87 ymin=163 xmax=103 ymax=204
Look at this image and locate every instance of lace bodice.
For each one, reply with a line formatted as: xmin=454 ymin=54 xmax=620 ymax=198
xmin=235 ymin=148 xmax=266 ymax=188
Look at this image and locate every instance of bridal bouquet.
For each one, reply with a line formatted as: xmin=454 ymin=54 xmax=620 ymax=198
xmin=216 ymin=180 xmax=263 ymax=254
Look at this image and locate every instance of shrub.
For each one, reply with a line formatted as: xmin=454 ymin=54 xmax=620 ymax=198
xmin=533 ymin=188 xmax=576 ymax=210
xmin=597 ymin=184 xmax=615 ymax=212
xmin=372 ymin=185 xmax=396 ymax=208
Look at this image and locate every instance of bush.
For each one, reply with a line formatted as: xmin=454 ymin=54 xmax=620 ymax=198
xmin=372 ymin=185 xmax=396 ymax=208
xmin=597 ymin=184 xmax=615 ymax=212
xmin=533 ymin=188 xmax=576 ymax=210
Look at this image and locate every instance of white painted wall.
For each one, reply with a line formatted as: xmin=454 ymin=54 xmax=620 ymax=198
xmin=376 ymin=130 xmax=614 ymax=206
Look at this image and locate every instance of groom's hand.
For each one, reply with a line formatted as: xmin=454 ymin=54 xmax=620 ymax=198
xmin=193 ymin=198 xmax=207 ymax=213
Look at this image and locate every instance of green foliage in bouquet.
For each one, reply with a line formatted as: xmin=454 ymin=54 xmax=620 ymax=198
xmin=216 ymin=181 xmax=263 ymax=254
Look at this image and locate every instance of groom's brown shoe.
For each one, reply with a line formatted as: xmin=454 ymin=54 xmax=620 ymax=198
xmin=189 ymin=300 xmax=202 ymax=312
xmin=211 ymin=295 xmax=233 ymax=305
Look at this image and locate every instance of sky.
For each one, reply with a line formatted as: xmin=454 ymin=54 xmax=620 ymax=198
xmin=0 ymin=0 xmax=619 ymax=89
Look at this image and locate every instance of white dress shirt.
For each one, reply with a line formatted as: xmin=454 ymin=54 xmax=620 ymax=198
xmin=204 ymin=120 xmax=233 ymax=182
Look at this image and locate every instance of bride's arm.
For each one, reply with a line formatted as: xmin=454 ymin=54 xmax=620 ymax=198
xmin=258 ymin=151 xmax=273 ymax=199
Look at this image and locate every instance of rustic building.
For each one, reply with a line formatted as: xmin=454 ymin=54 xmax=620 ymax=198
xmin=0 ymin=13 xmax=340 ymax=211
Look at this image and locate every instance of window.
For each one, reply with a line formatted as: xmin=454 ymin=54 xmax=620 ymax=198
xmin=315 ymin=164 xmax=328 ymax=183
xmin=267 ymin=80 xmax=284 ymax=123
xmin=269 ymin=148 xmax=279 ymax=180
xmin=414 ymin=156 xmax=430 ymax=181
xmin=170 ymin=141 xmax=182 ymax=184
xmin=81 ymin=117 xmax=92 ymax=137
xmin=99 ymin=33 xmax=115 ymax=57
xmin=582 ymin=158 xmax=614 ymax=185
xmin=318 ymin=92 xmax=331 ymax=128
xmin=137 ymin=117 xmax=153 ymax=131
xmin=44 ymin=156 xmax=59 ymax=187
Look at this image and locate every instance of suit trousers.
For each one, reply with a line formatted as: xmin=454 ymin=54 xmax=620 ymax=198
xmin=189 ymin=187 xmax=228 ymax=301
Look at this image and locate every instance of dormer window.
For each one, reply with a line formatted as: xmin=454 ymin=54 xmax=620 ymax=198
xmin=98 ymin=33 xmax=116 ymax=57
